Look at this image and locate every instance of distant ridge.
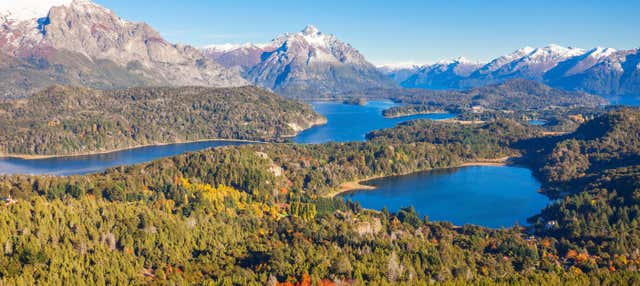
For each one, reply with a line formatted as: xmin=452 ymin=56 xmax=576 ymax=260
xmin=382 ymin=45 xmax=640 ymax=97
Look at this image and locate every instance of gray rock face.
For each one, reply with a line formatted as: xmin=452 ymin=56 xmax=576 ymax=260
xmin=203 ymin=43 xmax=277 ymax=73
xmin=0 ymin=0 xmax=246 ymax=97
xmin=203 ymin=25 xmax=397 ymax=99
xmin=388 ymin=45 xmax=640 ymax=97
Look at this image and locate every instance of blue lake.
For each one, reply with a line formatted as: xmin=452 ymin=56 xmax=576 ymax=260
xmin=294 ymin=101 xmax=454 ymax=144
xmin=0 ymin=100 xmax=452 ymax=176
xmin=528 ymin=120 xmax=547 ymax=126
xmin=341 ymin=166 xmax=547 ymax=228
xmin=0 ymin=141 xmax=248 ymax=176
xmin=0 ymin=100 xmax=547 ymax=228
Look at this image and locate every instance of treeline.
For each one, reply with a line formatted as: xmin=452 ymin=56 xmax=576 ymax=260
xmin=1 ymin=110 xmax=640 ymax=284
xmin=382 ymin=105 xmax=446 ymax=118
xmin=345 ymin=79 xmax=606 ymax=112
xmin=367 ymin=119 xmax=538 ymax=159
xmin=454 ymin=107 xmax=608 ymax=133
xmin=353 ymin=79 xmax=607 ymax=131
xmin=0 ymin=85 xmax=323 ymax=156
xmin=4 ymin=192 xmax=639 ymax=285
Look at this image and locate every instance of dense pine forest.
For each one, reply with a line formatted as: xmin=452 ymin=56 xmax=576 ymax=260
xmin=371 ymin=79 xmax=609 ymax=132
xmin=0 ymin=85 xmax=324 ymax=156
xmin=0 ymin=108 xmax=639 ymax=284
xmin=353 ymin=79 xmax=606 ymax=112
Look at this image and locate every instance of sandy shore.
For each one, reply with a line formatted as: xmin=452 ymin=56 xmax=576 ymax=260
xmin=323 ymin=177 xmax=379 ymax=198
xmin=326 ymin=157 xmax=514 ymax=198
xmin=541 ymin=131 xmax=570 ymax=136
xmin=440 ymin=119 xmax=486 ymax=125
xmin=0 ymin=117 xmax=331 ymax=160
xmin=459 ymin=156 xmax=511 ymax=167
xmin=0 ymin=138 xmax=264 ymax=160
xmin=383 ymin=110 xmax=448 ymax=119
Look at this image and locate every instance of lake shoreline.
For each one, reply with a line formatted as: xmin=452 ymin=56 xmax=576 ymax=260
xmin=382 ymin=110 xmax=449 ymax=119
xmin=326 ymin=157 xmax=513 ymax=198
xmin=0 ymin=118 xmax=332 ymax=161
xmin=0 ymin=138 xmax=264 ymax=160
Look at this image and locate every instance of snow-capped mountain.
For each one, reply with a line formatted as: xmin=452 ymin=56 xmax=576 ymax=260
xmin=203 ymin=25 xmax=397 ymax=98
xmin=377 ymin=63 xmax=422 ymax=84
xmin=467 ymin=45 xmax=585 ymax=84
xmin=400 ymin=57 xmax=484 ymax=89
xmin=202 ymin=43 xmax=277 ymax=72
xmin=0 ymin=0 xmax=246 ymax=97
xmin=389 ymin=44 xmax=639 ymax=96
xmin=0 ymin=0 xmax=72 ymax=22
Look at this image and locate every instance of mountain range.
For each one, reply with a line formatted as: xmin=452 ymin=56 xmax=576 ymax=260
xmin=0 ymin=0 xmax=637 ymax=99
xmin=202 ymin=25 xmax=396 ymax=99
xmin=381 ymin=45 xmax=640 ymax=97
xmin=0 ymin=0 xmax=247 ymax=98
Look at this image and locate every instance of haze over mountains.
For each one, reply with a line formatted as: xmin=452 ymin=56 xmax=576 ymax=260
xmin=382 ymin=45 xmax=640 ymax=97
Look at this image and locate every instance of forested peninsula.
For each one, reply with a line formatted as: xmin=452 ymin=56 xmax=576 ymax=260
xmin=0 ymin=85 xmax=325 ymax=157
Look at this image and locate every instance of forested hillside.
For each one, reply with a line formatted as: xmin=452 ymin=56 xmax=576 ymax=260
xmin=355 ymin=79 xmax=606 ymax=113
xmin=1 ymin=109 xmax=639 ymax=284
xmin=522 ymin=109 xmax=640 ymax=263
xmin=0 ymin=85 xmax=324 ymax=156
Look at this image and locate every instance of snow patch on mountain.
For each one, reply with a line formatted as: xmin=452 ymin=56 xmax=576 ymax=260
xmin=435 ymin=56 xmax=483 ymax=66
xmin=0 ymin=0 xmax=72 ymax=22
xmin=587 ymin=47 xmax=617 ymax=59
xmin=203 ymin=43 xmax=271 ymax=52
xmin=376 ymin=62 xmax=424 ymax=70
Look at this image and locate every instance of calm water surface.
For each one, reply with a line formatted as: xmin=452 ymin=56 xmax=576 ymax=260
xmin=0 ymin=141 xmax=248 ymax=176
xmin=0 ymin=101 xmax=452 ymax=175
xmin=342 ymin=166 xmax=547 ymax=228
xmin=294 ymin=101 xmax=454 ymax=144
xmin=528 ymin=120 xmax=547 ymax=126
xmin=0 ymin=101 xmax=547 ymax=227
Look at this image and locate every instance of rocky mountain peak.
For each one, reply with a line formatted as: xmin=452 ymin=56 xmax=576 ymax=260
xmin=0 ymin=0 xmax=247 ymax=97
xmin=301 ymin=24 xmax=320 ymax=36
xmin=389 ymin=44 xmax=638 ymax=97
xmin=202 ymin=25 xmax=396 ymax=97
xmin=1 ymin=0 xmax=71 ymax=22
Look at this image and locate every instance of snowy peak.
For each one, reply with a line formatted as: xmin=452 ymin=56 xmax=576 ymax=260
xmin=586 ymin=47 xmax=617 ymax=59
xmin=0 ymin=0 xmax=247 ymax=96
xmin=274 ymin=24 xmax=336 ymax=52
xmin=0 ymin=0 xmax=108 ymax=23
xmin=435 ymin=56 xmax=483 ymax=66
xmin=208 ymin=25 xmax=369 ymax=66
xmin=64 ymin=0 xmax=116 ymax=15
xmin=392 ymin=44 xmax=637 ymax=96
xmin=479 ymin=46 xmax=536 ymax=73
xmin=472 ymin=44 xmax=588 ymax=78
xmin=302 ymin=24 xmax=320 ymax=36
xmin=203 ymin=43 xmax=266 ymax=53
xmin=202 ymin=25 xmax=396 ymax=97
xmin=376 ymin=62 xmax=422 ymax=70
xmin=0 ymin=0 xmax=72 ymax=22
xmin=528 ymin=44 xmax=585 ymax=60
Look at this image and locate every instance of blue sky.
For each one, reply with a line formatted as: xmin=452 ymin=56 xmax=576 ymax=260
xmin=95 ymin=0 xmax=640 ymax=65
